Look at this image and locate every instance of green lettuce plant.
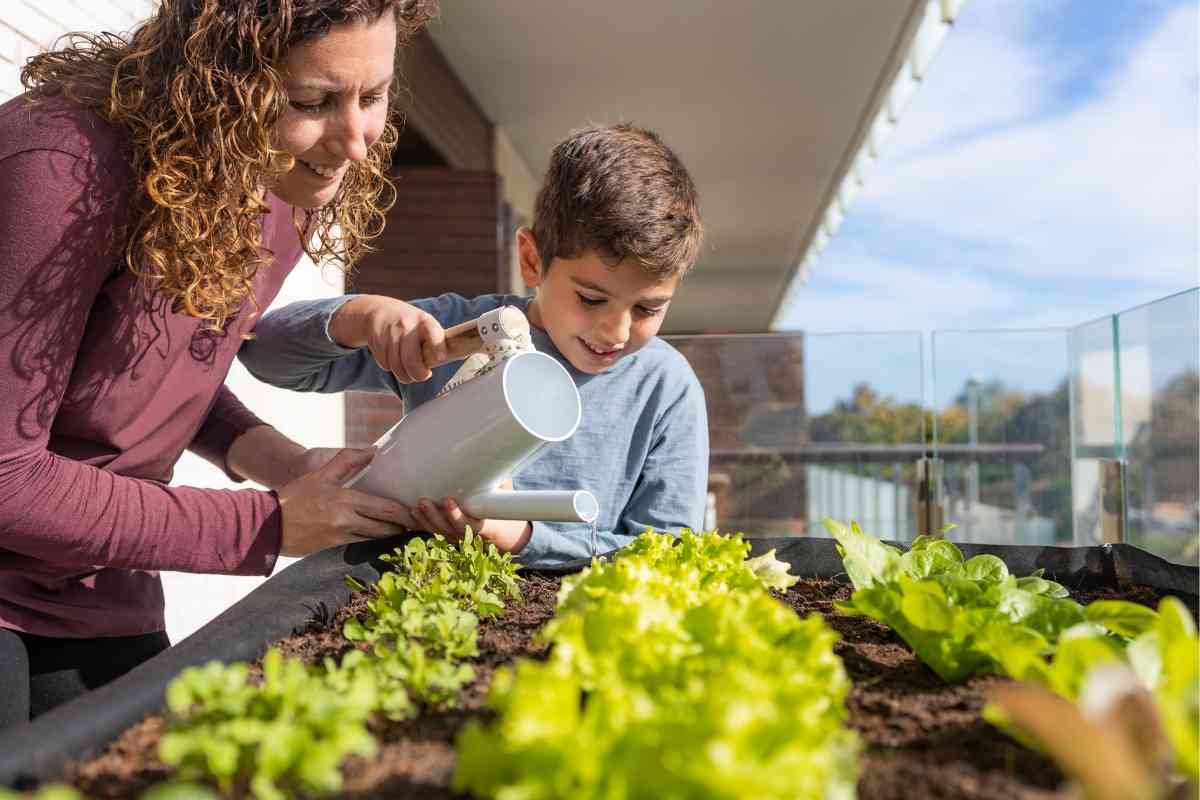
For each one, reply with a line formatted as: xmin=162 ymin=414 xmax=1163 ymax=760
xmin=827 ymin=519 xmax=1199 ymax=784
xmin=824 ymin=519 xmax=1154 ymax=684
xmin=988 ymin=599 xmax=1199 ymax=799
xmin=454 ymin=530 xmax=859 ymax=800
xmin=1120 ymin=596 xmax=1199 ymax=780
xmin=158 ymin=649 xmax=377 ymax=800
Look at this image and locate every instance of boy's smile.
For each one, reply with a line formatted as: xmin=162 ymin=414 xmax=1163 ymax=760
xmin=518 ymin=230 xmax=680 ymax=375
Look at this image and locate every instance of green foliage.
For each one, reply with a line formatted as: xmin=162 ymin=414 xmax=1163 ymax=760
xmin=1125 ymin=596 xmax=1200 ymax=779
xmin=828 ymin=518 xmax=1200 ymax=781
xmin=158 ymin=649 xmax=378 ymax=800
xmin=139 ymin=782 xmax=221 ymax=799
xmin=153 ymin=530 xmax=524 ymax=798
xmin=824 ymin=519 xmax=1152 ymax=684
xmin=341 ymin=530 xmax=522 ymax=715
xmin=454 ymin=530 xmax=859 ymax=800
xmin=0 ymin=786 xmax=85 ymax=800
xmin=809 ymin=379 xmax=1076 ymax=537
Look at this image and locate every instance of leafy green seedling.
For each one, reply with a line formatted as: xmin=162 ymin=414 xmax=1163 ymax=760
xmin=159 ymin=649 xmax=377 ymax=800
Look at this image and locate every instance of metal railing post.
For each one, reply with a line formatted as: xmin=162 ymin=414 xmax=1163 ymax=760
xmin=1098 ymin=458 xmax=1127 ymax=544
xmin=916 ymin=456 xmax=945 ymax=537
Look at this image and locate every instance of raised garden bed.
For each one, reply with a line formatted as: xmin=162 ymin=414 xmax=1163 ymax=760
xmin=1 ymin=537 xmax=1195 ymax=799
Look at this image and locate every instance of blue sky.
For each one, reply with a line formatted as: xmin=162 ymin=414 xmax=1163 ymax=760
xmin=776 ymin=0 xmax=1198 ymax=413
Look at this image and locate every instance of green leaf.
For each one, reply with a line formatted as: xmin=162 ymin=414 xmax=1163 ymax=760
xmin=1016 ymin=575 xmax=1070 ymax=599
xmin=27 ymin=787 xmax=85 ymax=800
xmin=931 ymin=574 xmax=983 ymax=606
xmin=1157 ymin=595 xmax=1197 ymax=644
xmin=924 ymin=540 xmax=965 ymax=567
xmin=342 ymin=618 xmax=366 ymax=641
xmin=1154 ymin=596 xmax=1199 ymax=779
xmin=1083 ymin=600 xmax=1159 ymax=639
xmin=900 ymin=587 xmax=954 ymax=632
xmin=1044 ymin=635 xmax=1126 ymax=699
xmin=908 ymin=535 xmax=935 ymax=552
xmin=139 ymin=782 xmax=221 ymax=800
xmin=823 ymin=518 xmax=900 ymax=588
xmin=962 ymin=554 xmax=1009 ymax=584
xmin=977 ymin=623 xmax=1051 ymax=683
xmin=902 ymin=541 xmax=963 ymax=579
xmin=1125 ymin=631 xmax=1162 ymax=688
xmin=744 ymin=548 xmax=800 ymax=591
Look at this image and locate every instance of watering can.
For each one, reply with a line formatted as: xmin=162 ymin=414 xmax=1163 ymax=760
xmin=345 ymin=306 xmax=599 ymax=524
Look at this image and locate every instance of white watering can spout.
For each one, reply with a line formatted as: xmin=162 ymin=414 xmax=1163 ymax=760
xmin=345 ymin=306 xmax=599 ymax=524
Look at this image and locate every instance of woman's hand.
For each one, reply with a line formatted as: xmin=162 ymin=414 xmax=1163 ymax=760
xmin=411 ymin=481 xmax=533 ymax=554
xmin=276 ymin=447 xmax=415 ymax=557
xmin=285 ymin=446 xmax=341 ymax=481
xmin=330 ymin=295 xmax=446 ymax=383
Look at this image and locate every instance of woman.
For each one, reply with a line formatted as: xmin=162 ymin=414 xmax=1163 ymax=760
xmin=0 ymin=0 xmax=437 ymax=727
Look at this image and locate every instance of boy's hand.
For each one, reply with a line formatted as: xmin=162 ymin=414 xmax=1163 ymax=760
xmin=330 ymin=295 xmax=447 ymax=383
xmin=412 ymin=490 xmax=533 ymax=554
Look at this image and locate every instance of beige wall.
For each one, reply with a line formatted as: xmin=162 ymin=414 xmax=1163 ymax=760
xmin=494 ymin=127 xmax=537 ymax=294
xmin=0 ymin=1 xmax=347 ymax=642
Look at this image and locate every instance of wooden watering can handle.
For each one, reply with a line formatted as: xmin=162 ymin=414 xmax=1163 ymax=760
xmin=422 ymin=305 xmax=530 ymax=367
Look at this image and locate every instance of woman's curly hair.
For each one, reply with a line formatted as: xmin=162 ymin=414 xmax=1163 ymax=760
xmin=21 ymin=0 xmax=437 ymax=330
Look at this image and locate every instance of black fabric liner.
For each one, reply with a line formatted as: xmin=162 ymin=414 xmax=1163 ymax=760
xmin=1 ymin=535 xmax=1195 ymax=787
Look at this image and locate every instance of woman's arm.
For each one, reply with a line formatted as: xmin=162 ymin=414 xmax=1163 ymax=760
xmin=188 ymin=385 xmax=316 ymax=489
xmin=225 ymin=424 xmax=307 ymax=489
xmin=0 ymin=148 xmax=280 ymax=574
xmin=0 ymin=148 xmax=410 ymax=574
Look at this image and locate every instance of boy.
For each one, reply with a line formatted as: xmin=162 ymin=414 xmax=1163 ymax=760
xmin=239 ymin=124 xmax=708 ymax=567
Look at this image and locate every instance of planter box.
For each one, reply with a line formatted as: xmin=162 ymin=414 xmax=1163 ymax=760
xmin=0 ymin=536 xmax=1195 ymax=789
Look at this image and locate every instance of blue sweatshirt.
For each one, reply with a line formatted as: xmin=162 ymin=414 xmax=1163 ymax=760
xmin=238 ymin=292 xmax=709 ymax=567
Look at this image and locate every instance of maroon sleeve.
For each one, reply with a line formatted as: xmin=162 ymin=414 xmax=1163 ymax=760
xmin=188 ymin=385 xmax=270 ymax=483
xmin=0 ymin=149 xmax=281 ymax=576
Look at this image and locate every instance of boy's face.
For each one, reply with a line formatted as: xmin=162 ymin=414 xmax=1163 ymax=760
xmin=518 ymin=230 xmax=681 ymax=374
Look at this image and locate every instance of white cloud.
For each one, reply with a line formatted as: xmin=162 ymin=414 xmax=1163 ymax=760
xmin=862 ymin=2 xmax=1198 ymax=287
xmin=784 ymin=252 xmax=1019 ymax=332
xmin=885 ymin=3 xmax=1053 ymax=159
xmin=780 ymin=0 xmax=1198 ymax=335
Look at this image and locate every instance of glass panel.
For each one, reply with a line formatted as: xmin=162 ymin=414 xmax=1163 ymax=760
xmin=1068 ymin=315 xmax=1122 ymax=547
xmin=666 ymin=332 xmax=924 ymax=540
xmin=1115 ymin=288 xmax=1199 ymax=565
xmin=932 ymin=330 xmax=1072 ymax=546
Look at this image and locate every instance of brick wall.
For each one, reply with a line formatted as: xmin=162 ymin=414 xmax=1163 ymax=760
xmin=666 ymin=334 xmax=809 ymax=534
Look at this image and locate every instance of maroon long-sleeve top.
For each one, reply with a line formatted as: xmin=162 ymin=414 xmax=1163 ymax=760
xmin=0 ymin=94 xmax=301 ymax=637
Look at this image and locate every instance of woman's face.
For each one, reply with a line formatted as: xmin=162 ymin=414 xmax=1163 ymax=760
xmin=271 ymin=12 xmax=397 ymax=209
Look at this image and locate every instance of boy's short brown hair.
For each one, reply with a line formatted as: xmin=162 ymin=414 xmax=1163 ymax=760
xmin=532 ymin=124 xmax=702 ymax=279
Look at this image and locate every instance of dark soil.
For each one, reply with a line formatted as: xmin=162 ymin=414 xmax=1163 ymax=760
xmin=61 ymin=576 xmax=1193 ymax=800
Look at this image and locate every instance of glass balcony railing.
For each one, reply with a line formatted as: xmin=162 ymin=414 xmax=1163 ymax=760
xmin=931 ymin=329 xmax=1072 ymax=547
xmin=1069 ymin=288 xmax=1199 ymax=564
xmin=667 ymin=288 xmax=1198 ymax=564
xmin=665 ymin=332 xmax=924 ymax=539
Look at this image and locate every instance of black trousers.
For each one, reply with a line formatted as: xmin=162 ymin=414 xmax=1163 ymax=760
xmin=0 ymin=628 xmax=170 ymax=730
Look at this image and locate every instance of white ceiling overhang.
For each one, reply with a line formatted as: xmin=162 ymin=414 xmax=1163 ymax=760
xmin=428 ymin=1 xmax=964 ymax=332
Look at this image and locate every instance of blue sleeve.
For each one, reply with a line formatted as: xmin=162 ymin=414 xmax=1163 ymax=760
xmin=238 ymin=295 xmax=403 ymax=394
xmin=238 ymin=292 xmax=512 ymax=398
xmin=516 ymin=366 xmax=710 ymax=568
